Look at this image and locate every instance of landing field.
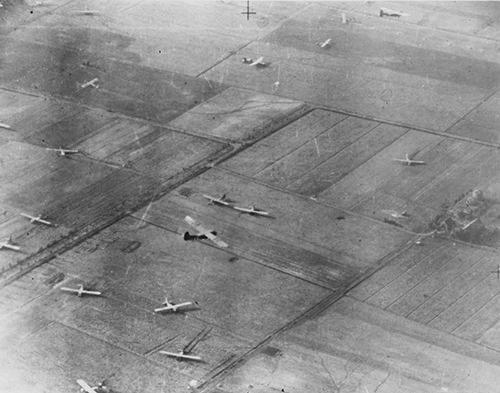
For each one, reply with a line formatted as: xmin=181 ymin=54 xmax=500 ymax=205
xmin=0 ymin=215 xmax=329 ymax=392
xmin=350 ymin=239 xmax=500 ymax=351
xmin=223 ymin=109 xmax=500 ymax=241
xmin=203 ymin=3 xmax=500 ymax=132
xmin=213 ymin=295 xmax=500 ymax=393
xmin=1 ymin=1 xmax=500 ymax=393
xmin=0 ymin=89 xmax=230 ymax=284
xmin=132 ymin=168 xmax=412 ymax=289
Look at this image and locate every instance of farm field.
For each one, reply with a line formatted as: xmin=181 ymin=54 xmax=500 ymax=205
xmin=223 ymin=109 xmax=500 ymax=246
xmin=1 ymin=1 xmax=500 ymax=393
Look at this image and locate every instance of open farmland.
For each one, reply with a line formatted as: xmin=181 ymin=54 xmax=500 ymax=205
xmin=1 ymin=1 xmax=500 ymax=393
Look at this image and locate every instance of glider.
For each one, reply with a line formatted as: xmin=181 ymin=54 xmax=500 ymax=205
xmin=159 ymin=327 xmax=211 ymax=362
xmin=20 ymin=213 xmax=53 ymax=226
xmin=184 ymin=215 xmax=228 ymax=248
xmin=318 ymin=38 xmax=332 ymax=48
xmin=60 ymin=284 xmax=102 ymax=297
xmin=381 ymin=210 xmax=409 ymax=219
xmin=0 ymin=236 xmax=20 ymax=251
xmin=46 ymin=147 xmax=80 ymax=157
xmin=202 ymin=194 xmax=232 ymax=207
xmin=154 ymin=296 xmax=193 ymax=313
xmin=79 ymin=78 xmax=99 ymax=89
xmin=249 ymin=56 xmax=268 ymax=67
xmin=393 ymin=154 xmax=426 ymax=166
xmin=233 ymin=205 xmax=270 ymax=217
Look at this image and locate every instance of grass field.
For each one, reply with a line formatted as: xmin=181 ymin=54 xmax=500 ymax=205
xmin=1 ymin=1 xmax=500 ymax=392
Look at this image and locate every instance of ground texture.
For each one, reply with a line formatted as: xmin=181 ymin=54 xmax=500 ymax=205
xmin=0 ymin=1 xmax=500 ymax=392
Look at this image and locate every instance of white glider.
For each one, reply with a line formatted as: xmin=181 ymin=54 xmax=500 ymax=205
xmin=0 ymin=237 xmax=20 ymax=251
xmin=318 ymin=38 xmax=332 ymax=48
xmin=79 ymin=77 xmax=99 ymax=89
xmin=159 ymin=351 xmax=203 ymax=361
xmin=184 ymin=215 xmax=228 ymax=248
xmin=154 ymin=296 xmax=193 ymax=313
xmin=249 ymin=56 xmax=268 ymax=67
xmin=77 ymin=379 xmax=98 ymax=393
xmin=233 ymin=205 xmax=270 ymax=217
xmin=159 ymin=327 xmax=211 ymax=362
xmin=393 ymin=154 xmax=426 ymax=166
xmin=20 ymin=213 xmax=53 ymax=226
xmin=46 ymin=147 xmax=80 ymax=157
xmin=77 ymin=379 xmax=107 ymax=393
xmin=61 ymin=284 xmax=101 ymax=297
xmin=381 ymin=209 xmax=409 ymax=219
xmin=202 ymin=194 xmax=232 ymax=207
xmin=0 ymin=122 xmax=11 ymax=129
